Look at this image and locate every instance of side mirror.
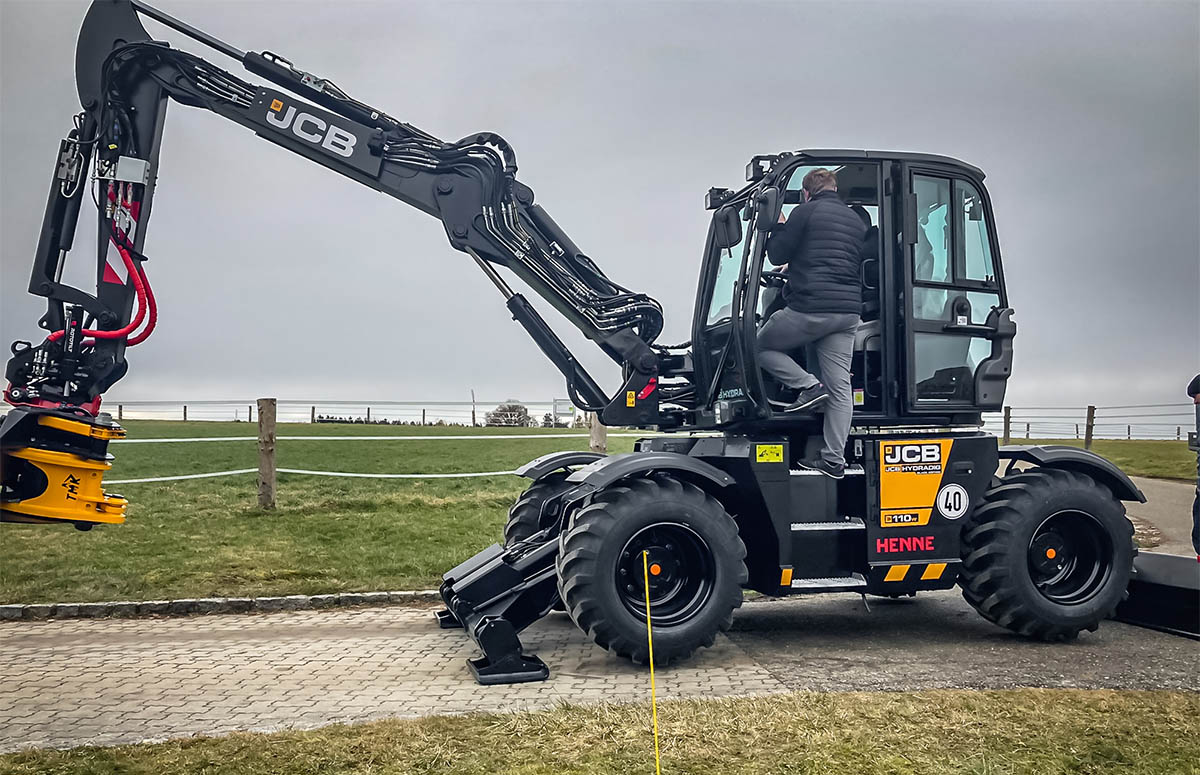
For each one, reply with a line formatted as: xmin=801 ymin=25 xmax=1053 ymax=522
xmin=713 ymin=205 xmax=743 ymax=249
xmin=755 ymin=187 xmax=780 ymax=232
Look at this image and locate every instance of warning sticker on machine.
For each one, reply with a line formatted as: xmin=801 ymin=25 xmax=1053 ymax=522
xmin=755 ymin=444 xmax=784 ymax=463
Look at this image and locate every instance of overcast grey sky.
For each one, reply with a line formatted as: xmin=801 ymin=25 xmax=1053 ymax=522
xmin=2 ymin=0 xmax=1197 ymax=408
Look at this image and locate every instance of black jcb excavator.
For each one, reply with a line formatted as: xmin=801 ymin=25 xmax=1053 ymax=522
xmin=3 ymin=0 xmax=1191 ymax=685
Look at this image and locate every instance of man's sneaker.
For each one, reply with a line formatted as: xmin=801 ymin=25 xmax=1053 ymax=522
xmin=797 ymin=456 xmax=845 ymax=479
xmin=783 ymin=384 xmax=830 ymax=413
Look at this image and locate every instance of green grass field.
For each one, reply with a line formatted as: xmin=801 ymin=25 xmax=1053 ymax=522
xmin=1 ymin=421 xmax=1191 ymax=604
xmin=1 ymin=421 xmax=635 ymax=604
xmin=1017 ymin=437 xmax=1195 ymax=482
xmin=4 ymin=690 xmax=1197 ymax=775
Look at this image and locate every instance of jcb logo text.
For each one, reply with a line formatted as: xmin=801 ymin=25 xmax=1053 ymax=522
xmin=266 ymin=104 xmax=357 ymax=158
xmin=883 ymin=444 xmax=941 ymax=464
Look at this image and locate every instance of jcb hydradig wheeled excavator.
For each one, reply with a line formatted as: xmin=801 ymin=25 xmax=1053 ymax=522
xmin=3 ymin=0 xmax=1184 ymax=685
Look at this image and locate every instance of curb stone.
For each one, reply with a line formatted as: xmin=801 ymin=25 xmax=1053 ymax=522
xmin=0 ymin=590 xmax=441 ymax=621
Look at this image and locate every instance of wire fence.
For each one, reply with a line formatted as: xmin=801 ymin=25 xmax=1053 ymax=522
xmin=982 ymin=403 xmax=1197 ymax=444
xmin=104 ymin=398 xmax=1197 ymax=443
xmin=104 ymin=398 xmax=580 ymax=427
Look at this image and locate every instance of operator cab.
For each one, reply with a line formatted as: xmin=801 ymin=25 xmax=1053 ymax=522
xmin=689 ymin=150 xmax=1015 ymax=432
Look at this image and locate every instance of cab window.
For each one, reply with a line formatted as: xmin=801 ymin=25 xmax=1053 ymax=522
xmin=912 ymin=174 xmax=1000 ymax=324
xmin=705 ymin=209 xmax=750 ymax=327
xmin=956 ymin=179 xmax=996 ymax=283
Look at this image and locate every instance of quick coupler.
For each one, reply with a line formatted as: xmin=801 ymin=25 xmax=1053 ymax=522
xmin=0 ymin=407 xmax=127 ymax=528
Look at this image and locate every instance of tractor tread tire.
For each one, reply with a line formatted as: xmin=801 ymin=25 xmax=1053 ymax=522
xmin=556 ymin=475 xmax=747 ymax=666
xmin=503 ymin=472 xmax=573 ymax=547
xmin=958 ymin=467 xmax=1135 ymax=642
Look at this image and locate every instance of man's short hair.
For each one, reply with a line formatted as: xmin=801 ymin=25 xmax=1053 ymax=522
xmin=802 ymin=168 xmax=838 ymax=195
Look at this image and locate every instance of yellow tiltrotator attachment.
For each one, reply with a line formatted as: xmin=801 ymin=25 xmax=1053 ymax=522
xmin=0 ymin=408 xmax=127 ymax=529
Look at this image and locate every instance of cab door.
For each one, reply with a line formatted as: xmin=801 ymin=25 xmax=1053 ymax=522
xmin=901 ymin=166 xmax=1015 ymax=411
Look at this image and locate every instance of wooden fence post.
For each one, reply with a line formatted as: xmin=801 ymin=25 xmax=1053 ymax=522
xmin=1075 ymin=423 xmax=1079 ymax=439
xmin=1084 ymin=405 xmax=1096 ymax=450
xmin=257 ymin=398 xmax=277 ymax=509
xmin=1127 ymin=424 xmax=1131 ymax=440
xmin=117 ymin=404 xmax=123 ymax=421
xmin=1177 ymin=426 xmax=1182 ymax=441
xmin=1002 ymin=406 xmax=1011 ymax=445
xmin=311 ymin=405 xmax=316 ymax=423
xmin=422 ymin=408 xmax=426 ymax=425
xmin=366 ymin=406 xmax=371 ymax=422
xmin=589 ymin=412 xmax=608 ymax=454
xmin=182 ymin=405 xmax=187 ymax=422
xmin=1024 ymin=422 xmax=1030 ymax=439
xmin=249 ymin=404 xmax=253 ymax=423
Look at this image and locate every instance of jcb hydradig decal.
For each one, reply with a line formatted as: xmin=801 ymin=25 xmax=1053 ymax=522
xmin=878 ymin=439 xmax=957 ymax=527
xmin=883 ymin=441 xmax=974 ymax=530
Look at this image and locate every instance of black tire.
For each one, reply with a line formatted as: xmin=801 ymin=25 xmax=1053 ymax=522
xmin=556 ymin=474 xmax=747 ymax=665
xmin=503 ymin=472 xmax=573 ymax=547
xmin=959 ymin=467 xmax=1135 ymax=641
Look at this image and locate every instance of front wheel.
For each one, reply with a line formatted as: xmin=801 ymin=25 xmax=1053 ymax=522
xmin=556 ymin=474 xmax=747 ymax=665
xmin=503 ymin=472 xmax=573 ymax=547
xmin=959 ymin=467 xmax=1135 ymax=641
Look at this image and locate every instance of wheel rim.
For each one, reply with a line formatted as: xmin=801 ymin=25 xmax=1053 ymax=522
xmin=1027 ymin=510 xmax=1114 ymax=605
xmin=616 ymin=523 xmax=715 ymax=626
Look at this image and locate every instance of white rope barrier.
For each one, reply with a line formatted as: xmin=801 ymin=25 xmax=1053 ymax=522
xmin=106 ymin=469 xmax=258 ymax=484
xmin=106 ymin=468 xmax=522 ymax=484
xmin=277 ymin=468 xmax=519 ymax=479
xmin=113 ymin=433 xmax=649 ymax=444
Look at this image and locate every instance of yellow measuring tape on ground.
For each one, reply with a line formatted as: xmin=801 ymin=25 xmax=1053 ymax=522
xmin=643 ymin=550 xmax=662 ymax=775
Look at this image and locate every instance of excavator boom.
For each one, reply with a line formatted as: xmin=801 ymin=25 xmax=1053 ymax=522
xmin=2 ymin=0 xmax=669 ymax=527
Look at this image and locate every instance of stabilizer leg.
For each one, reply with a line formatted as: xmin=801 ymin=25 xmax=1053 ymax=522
xmin=467 ymin=616 xmax=549 ymax=685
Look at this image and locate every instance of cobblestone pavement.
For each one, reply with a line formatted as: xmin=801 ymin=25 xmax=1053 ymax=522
xmin=3 ymin=591 xmax=1196 ymax=753
xmin=0 ymin=605 xmax=786 ymax=752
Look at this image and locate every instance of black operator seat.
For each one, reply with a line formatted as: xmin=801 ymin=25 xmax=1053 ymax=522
xmin=848 ymin=205 xmax=881 ymax=358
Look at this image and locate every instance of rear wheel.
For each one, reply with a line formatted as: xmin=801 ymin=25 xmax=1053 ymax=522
xmin=556 ymin=474 xmax=746 ymax=665
xmin=959 ymin=467 xmax=1134 ymax=641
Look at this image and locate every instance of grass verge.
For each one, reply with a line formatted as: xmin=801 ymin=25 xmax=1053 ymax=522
xmin=4 ymin=689 xmax=1197 ymax=775
xmin=1 ymin=421 xmax=633 ymax=604
xmin=1025 ymin=437 xmax=1196 ymax=481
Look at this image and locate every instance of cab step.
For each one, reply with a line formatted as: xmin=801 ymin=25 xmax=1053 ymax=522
xmin=790 ymin=573 xmax=867 ymax=590
xmin=790 ymin=517 xmax=866 ymax=531
xmin=790 ymin=465 xmax=865 ymax=477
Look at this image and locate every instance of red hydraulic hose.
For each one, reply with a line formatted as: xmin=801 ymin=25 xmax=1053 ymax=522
xmin=47 ymin=243 xmax=148 ymax=343
xmin=125 ymin=262 xmax=157 ymax=346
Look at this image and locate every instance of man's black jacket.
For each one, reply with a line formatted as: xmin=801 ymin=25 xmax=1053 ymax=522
xmin=766 ymin=189 xmax=867 ymax=315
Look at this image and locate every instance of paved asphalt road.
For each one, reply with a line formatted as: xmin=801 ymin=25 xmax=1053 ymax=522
xmin=1130 ymin=476 xmax=1197 ymax=555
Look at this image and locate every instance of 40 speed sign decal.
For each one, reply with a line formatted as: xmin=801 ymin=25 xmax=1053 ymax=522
xmin=935 ymin=483 xmax=970 ymax=519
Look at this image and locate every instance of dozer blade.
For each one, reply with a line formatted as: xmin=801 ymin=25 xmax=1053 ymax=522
xmin=437 ymin=531 xmax=562 ymax=684
xmin=1 ymin=407 xmax=127 ymax=529
xmin=1113 ymin=551 xmax=1199 ymax=639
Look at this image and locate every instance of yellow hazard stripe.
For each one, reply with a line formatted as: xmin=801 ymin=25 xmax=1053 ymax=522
xmin=884 ymin=564 xmax=910 ymax=582
xmin=921 ymin=562 xmax=947 ymax=580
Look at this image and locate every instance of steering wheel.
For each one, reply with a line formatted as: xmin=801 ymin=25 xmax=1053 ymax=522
xmin=760 ymin=270 xmax=788 ymax=288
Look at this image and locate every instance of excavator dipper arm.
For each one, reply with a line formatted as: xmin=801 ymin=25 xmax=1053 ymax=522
xmin=2 ymin=0 xmax=668 ymax=527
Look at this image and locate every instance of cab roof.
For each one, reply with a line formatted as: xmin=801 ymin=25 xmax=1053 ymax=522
xmin=789 ymin=149 xmax=985 ymax=179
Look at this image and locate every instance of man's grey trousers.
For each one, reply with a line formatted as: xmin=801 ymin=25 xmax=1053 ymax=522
xmin=756 ymin=308 xmax=860 ymax=467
